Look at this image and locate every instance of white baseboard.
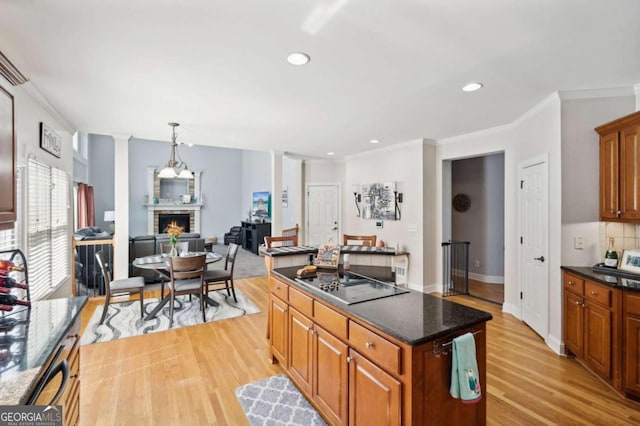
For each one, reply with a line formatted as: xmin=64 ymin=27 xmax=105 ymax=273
xmin=545 ymin=334 xmax=563 ymax=355
xmin=468 ymin=272 xmax=504 ymax=284
xmin=421 ymin=283 xmax=440 ymax=294
xmin=502 ymin=302 xmax=520 ymax=319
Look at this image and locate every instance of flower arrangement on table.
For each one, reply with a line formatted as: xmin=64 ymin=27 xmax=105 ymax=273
xmin=166 ymin=222 xmax=184 ymax=256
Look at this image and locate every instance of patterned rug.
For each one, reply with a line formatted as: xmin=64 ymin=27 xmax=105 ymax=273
xmin=235 ymin=375 xmax=326 ymax=425
xmin=81 ymin=288 xmax=260 ymax=345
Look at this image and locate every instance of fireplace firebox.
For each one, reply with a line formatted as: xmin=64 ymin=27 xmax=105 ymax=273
xmin=158 ymin=214 xmax=191 ymax=234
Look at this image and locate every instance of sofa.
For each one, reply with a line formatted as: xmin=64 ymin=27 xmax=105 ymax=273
xmin=129 ymin=233 xmax=206 ymax=283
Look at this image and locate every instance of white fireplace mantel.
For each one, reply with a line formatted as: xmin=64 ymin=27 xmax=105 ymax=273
xmin=146 ymin=167 xmax=203 ymax=235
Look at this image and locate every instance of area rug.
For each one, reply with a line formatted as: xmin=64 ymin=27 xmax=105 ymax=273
xmin=235 ymin=374 xmax=326 ymax=425
xmin=81 ymin=288 xmax=260 ymax=345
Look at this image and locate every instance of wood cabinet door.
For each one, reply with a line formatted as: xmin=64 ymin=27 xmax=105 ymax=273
xmin=270 ymin=296 xmax=288 ymax=365
xmin=0 ymin=85 xmax=16 ymax=231
xmin=313 ymin=325 xmax=348 ymax=426
xmin=348 ymin=349 xmax=401 ymax=426
xmin=620 ymin=124 xmax=640 ymax=219
xmin=584 ymin=302 xmax=612 ymax=379
xmin=624 ymin=315 xmax=640 ymax=394
xmin=600 ymin=131 xmax=620 ymax=220
xmin=288 ymin=307 xmax=313 ymax=395
xmin=564 ymin=291 xmax=584 ymax=357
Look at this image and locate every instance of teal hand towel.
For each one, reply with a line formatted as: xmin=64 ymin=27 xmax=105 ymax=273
xmin=449 ymin=332 xmax=482 ymax=404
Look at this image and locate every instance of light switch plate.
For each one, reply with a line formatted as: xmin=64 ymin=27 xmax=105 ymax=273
xmin=574 ymin=236 xmax=584 ymax=249
xmin=407 ymin=224 xmax=418 ymax=232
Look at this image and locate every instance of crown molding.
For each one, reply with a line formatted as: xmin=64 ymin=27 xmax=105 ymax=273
xmin=0 ymin=50 xmax=28 ymax=86
xmin=438 ymin=92 xmax=561 ymax=145
xmin=21 ymin=81 xmax=75 ymax=133
xmin=558 ymin=86 xmax=635 ymax=100
xmin=344 ymin=138 xmax=424 ymax=160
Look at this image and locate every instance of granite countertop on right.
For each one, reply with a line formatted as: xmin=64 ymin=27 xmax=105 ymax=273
xmin=561 ymin=265 xmax=640 ymax=291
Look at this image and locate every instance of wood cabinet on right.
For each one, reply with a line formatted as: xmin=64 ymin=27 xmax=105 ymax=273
xmin=624 ymin=291 xmax=640 ymax=397
xmin=596 ymin=111 xmax=640 ymax=221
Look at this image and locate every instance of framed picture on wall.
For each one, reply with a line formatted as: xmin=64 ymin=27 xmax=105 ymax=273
xmin=40 ymin=122 xmax=62 ymax=158
xmin=252 ymin=191 xmax=270 ymax=218
xmin=620 ymin=250 xmax=640 ymax=274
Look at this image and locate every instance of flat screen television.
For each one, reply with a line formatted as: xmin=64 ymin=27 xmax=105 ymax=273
xmin=252 ymin=191 xmax=270 ymax=218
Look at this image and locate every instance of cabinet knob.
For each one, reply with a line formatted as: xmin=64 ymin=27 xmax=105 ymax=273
xmin=275 ymin=286 xmax=280 ymax=290
xmin=568 ymin=281 xmax=574 ymax=286
xmin=347 ymin=356 xmax=353 ymax=363
xmin=575 ymin=300 xmax=581 ymax=305
xmin=365 ymin=341 xmax=374 ymax=349
xmin=591 ymin=291 xmax=598 ymax=295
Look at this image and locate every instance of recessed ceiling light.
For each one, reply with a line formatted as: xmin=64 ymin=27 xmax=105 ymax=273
xmin=369 ymin=139 xmax=380 ymax=144
xmin=327 ymin=152 xmax=335 ymax=156
xmin=287 ymin=52 xmax=310 ymax=65
xmin=462 ymin=82 xmax=483 ymax=92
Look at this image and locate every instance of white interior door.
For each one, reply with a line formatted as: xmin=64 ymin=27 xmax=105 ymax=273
xmin=306 ymin=184 xmax=340 ymax=246
xmin=520 ymin=157 xmax=549 ymax=338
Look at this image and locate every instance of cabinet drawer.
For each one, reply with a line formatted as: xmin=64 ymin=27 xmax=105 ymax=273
xmin=349 ymin=320 xmax=401 ymax=375
xmin=564 ymin=273 xmax=585 ymax=295
xmin=625 ymin=291 xmax=640 ymax=316
xmin=313 ymin=301 xmax=347 ymax=341
xmin=269 ymin=278 xmax=289 ymax=301
xmin=289 ymin=286 xmax=313 ymax=318
xmin=585 ymin=281 xmax=612 ymax=308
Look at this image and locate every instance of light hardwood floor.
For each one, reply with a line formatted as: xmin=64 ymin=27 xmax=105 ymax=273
xmin=79 ymin=277 xmax=640 ymax=425
xmin=468 ymin=278 xmax=504 ymax=304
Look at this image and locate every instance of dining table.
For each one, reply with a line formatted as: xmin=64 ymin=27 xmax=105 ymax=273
xmin=132 ymin=251 xmax=223 ymax=321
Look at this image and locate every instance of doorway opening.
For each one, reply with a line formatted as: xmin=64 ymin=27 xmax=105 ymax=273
xmin=444 ymin=153 xmax=505 ymax=305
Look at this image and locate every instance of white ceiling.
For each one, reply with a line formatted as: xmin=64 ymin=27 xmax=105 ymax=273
xmin=1 ymin=0 xmax=639 ymax=158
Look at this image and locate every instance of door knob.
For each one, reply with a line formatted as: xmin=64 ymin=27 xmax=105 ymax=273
xmin=534 ymin=256 xmax=545 ymax=262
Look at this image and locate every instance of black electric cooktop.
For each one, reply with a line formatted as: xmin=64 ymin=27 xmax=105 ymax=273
xmin=295 ymin=271 xmax=409 ymax=305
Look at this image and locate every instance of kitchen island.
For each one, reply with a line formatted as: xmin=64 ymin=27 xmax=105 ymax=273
xmin=268 ymin=265 xmax=492 ymax=425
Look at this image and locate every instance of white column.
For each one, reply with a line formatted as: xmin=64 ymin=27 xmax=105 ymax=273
xmin=113 ymin=135 xmax=131 ymax=279
xmin=271 ymin=151 xmax=283 ymax=237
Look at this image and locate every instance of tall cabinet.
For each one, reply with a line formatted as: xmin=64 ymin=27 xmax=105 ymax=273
xmin=0 ymin=84 xmax=16 ymax=231
xmin=596 ymin=111 xmax=640 ymax=221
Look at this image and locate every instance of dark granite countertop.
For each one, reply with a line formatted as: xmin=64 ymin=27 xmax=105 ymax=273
xmin=562 ymin=266 xmax=640 ymax=291
xmin=272 ymin=266 xmax=492 ymax=346
xmin=0 ymin=296 xmax=87 ymax=405
xmin=262 ymin=245 xmax=407 ymax=257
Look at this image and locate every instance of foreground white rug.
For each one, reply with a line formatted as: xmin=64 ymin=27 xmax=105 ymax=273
xmin=81 ymin=288 xmax=260 ymax=345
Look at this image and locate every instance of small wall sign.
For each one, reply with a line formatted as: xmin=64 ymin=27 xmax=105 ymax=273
xmin=40 ymin=122 xmax=62 ymax=158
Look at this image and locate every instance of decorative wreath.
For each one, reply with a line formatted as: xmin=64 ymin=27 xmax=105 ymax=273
xmin=452 ymin=193 xmax=471 ymax=212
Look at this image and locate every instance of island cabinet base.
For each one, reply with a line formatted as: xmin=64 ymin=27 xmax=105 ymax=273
xmin=268 ymin=273 xmax=487 ymax=425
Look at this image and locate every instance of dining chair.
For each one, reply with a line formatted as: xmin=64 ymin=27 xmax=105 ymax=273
xmin=167 ymin=254 xmax=207 ymax=328
xmin=343 ymin=234 xmax=377 ymax=247
xmin=281 ymin=224 xmax=299 ymax=246
xmin=203 ymin=243 xmax=239 ymax=303
xmin=95 ymin=250 xmax=145 ymax=325
xmin=264 ymin=235 xmax=297 ymax=248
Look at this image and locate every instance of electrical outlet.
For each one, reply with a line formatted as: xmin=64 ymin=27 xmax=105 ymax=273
xmin=574 ymin=236 xmax=584 ymax=250
xmin=474 ymin=259 xmax=480 ymax=268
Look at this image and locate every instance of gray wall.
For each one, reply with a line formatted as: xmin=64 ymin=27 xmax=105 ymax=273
xmin=127 ymin=138 xmax=245 ymax=240
xmin=88 ymin=134 xmax=115 ymax=232
xmin=561 ymin=96 xmax=635 ymax=223
xmin=451 ymin=153 xmax=504 ymax=278
xmin=241 ymin=150 xmax=273 ymax=220
xmin=282 ymin=157 xmax=302 ymax=229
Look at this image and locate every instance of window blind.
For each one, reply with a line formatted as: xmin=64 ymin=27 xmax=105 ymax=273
xmin=27 ymin=159 xmax=69 ymax=300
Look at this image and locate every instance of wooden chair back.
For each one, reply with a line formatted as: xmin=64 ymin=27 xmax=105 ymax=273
xmin=225 ymin=243 xmax=240 ymax=275
xmin=343 ymin=234 xmax=377 ymax=247
xmin=95 ymin=250 xmax=112 ymax=286
xmin=265 ymin=235 xmax=298 ymax=248
xmin=168 ymin=254 xmax=206 ymax=282
xmin=281 ymin=224 xmax=299 ymax=246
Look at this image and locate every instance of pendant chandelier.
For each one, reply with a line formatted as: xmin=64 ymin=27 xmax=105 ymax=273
xmin=158 ymin=122 xmax=193 ymax=179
